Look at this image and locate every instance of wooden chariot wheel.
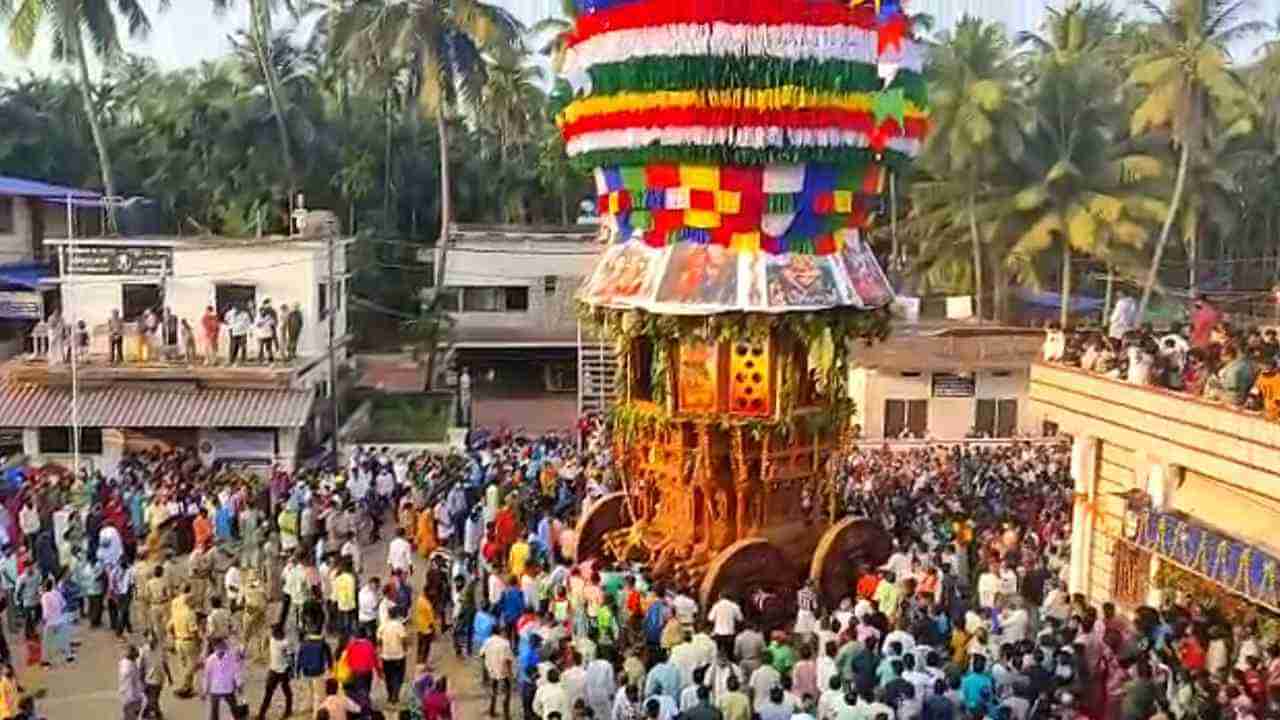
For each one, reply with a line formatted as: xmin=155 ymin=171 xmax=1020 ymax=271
xmin=808 ymin=516 xmax=893 ymax=610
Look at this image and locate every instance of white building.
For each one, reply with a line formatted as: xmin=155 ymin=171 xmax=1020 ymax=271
xmin=847 ymin=325 xmax=1047 ymax=440
xmin=0 ymin=231 xmax=351 ymax=470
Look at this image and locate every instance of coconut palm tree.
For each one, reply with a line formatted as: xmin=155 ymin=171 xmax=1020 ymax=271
xmin=335 ymin=0 xmax=522 ymax=287
xmin=211 ymin=0 xmax=301 ymax=193
xmin=478 ymin=54 xmax=545 ymax=167
xmin=1129 ymin=0 xmax=1265 ymax=315
xmin=531 ymin=16 xmax=572 ymax=73
xmin=1004 ymin=59 xmax=1168 ymax=326
xmin=916 ymin=17 xmax=1025 ymax=322
xmin=1017 ymin=1 xmax=1125 ymax=65
xmin=1 ymin=0 xmax=166 ymax=228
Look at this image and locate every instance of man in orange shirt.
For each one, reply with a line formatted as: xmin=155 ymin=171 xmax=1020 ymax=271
xmin=1248 ymin=357 xmax=1280 ymax=420
xmin=192 ymin=508 xmax=214 ymax=550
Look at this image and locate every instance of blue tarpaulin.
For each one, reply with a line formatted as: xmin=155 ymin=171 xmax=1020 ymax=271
xmin=0 ymin=263 xmax=51 ymax=289
xmin=0 ymin=175 xmax=101 ymax=203
xmin=1016 ymin=288 xmax=1105 ymax=313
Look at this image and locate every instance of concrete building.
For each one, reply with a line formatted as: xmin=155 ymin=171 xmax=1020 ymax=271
xmin=0 ymin=176 xmax=103 ymax=359
xmin=0 ymin=230 xmax=351 ymax=470
xmin=848 ymin=325 xmax=1046 ymax=440
xmin=1030 ymin=362 xmax=1280 ymax=613
xmin=437 ymin=224 xmax=600 ymax=430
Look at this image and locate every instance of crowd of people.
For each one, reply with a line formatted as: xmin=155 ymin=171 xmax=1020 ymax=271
xmin=3 ymin=413 xmax=1279 ymax=720
xmin=29 ymin=297 xmax=306 ymax=367
xmin=1042 ymin=294 xmax=1280 ymax=419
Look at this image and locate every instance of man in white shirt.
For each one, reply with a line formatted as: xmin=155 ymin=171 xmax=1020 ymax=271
xmin=977 ymin=565 xmax=1001 ymax=610
xmin=672 ymin=591 xmax=698 ymax=631
xmin=19 ymin=500 xmax=40 ymax=550
xmin=532 ymin=667 xmax=571 ymax=720
xmin=583 ymin=651 xmax=616 ymax=720
xmin=387 ymin=528 xmax=413 ymax=575
xmin=223 ymin=561 xmax=243 ymax=612
xmin=561 ymin=652 xmax=587 ymax=710
xmin=357 ymin=577 xmax=380 ymax=637
xmin=480 ymin=630 xmax=514 ymax=719
xmin=707 ymin=596 xmax=743 ymax=656
xmin=1000 ymin=599 xmax=1030 ymax=645
xmin=817 ymin=676 xmax=846 ymax=720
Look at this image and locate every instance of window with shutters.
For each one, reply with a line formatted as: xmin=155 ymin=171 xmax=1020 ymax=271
xmin=884 ymin=399 xmax=927 ymax=438
xmin=975 ymin=398 xmax=1019 ymax=438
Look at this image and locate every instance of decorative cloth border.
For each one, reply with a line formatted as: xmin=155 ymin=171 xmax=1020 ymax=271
xmin=566 ymin=126 xmax=921 ymax=159
xmin=563 ymin=22 xmax=924 ymax=75
xmin=1134 ymin=509 xmax=1280 ymax=610
xmin=568 ymin=1 xmax=891 ymax=47
xmin=579 ymin=56 xmax=928 ymax=108
xmin=558 ymin=87 xmax=928 ymax=129
xmin=589 ymin=162 xmax=887 ymax=254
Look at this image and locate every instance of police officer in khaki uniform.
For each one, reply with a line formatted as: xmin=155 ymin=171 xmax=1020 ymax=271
xmin=241 ymin=570 xmax=270 ymax=662
xmin=145 ymin=564 xmax=172 ymax=639
xmin=168 ymin=586 xmax=201 ymax=698
xmin=187 ymin=542 xmax=214 ymax=613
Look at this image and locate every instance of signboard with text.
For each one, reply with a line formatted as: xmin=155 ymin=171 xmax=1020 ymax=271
xmin=65 ymin=245 xmax=173 ymax=276
xmin=0 ymin=291 xmax=42 ymax=319
xmin=932 ymin=373 xmax=976 ymax=398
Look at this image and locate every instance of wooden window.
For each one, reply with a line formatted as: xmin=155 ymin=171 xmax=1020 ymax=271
xmin=976 ymin=398 xmax=1018 ymax=438
xmin=885 ymin=399 xmax=927 ymax=438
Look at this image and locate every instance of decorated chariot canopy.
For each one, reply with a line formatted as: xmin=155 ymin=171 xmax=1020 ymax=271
xmin=561 ymin=0 xmax=929 ymax=316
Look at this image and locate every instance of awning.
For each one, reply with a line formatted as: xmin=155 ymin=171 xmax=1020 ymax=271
xmin=0 ymin=175 xmax=101 ymax=201
xmin=0 ymin=384 xmax=315 ymax=428
xmin=0 ymin=263 xmax=53 ymax=290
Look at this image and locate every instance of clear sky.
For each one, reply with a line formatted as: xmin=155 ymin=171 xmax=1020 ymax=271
xmin=1 ymin=0 xmax=1271 ymax=79
xmin=0 ymin=0 xmax=564 ymax=78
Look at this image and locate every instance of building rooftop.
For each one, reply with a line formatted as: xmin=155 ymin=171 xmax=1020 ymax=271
xmin=853 ymin=324 xmax=1045 ymax=370
xmin=450 ymin=224 xmax=600 ymax=244
xmin=42 ymin=234 xmax=349 ymax=249
xmin=0 ymin=382 xmax=314 ymax=428
xmin=3 ymin=354 xmax=324 ymax=389
xmin=0 ymin=175 xmax=100 ymax=201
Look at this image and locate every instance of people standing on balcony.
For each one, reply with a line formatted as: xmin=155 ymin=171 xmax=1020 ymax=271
xmin=161 ymin=307 xmax=180 ymax=361
xmin=201 ymin=306 xmax=221 ymax=365
xmin=108 ymin=310 xmax=125 ymax=365
xmin=1189 ymin=294 xmax=1222 ymax=349
xmin=180 ymin=319 xmax=198 ymax=364
xmin=1107 ymin=293 xmax=1136 ymax=341
xmin=227 ymin=305 xmax=251 ymax=365
xmin=74 ymin=320 xmax=89 ymax=363
xmin=141 ymin=308 xmax=159 ymax=363
xmin=45 ymin=312 xmax=65 ymax=366
xmin=31 ymin=316 xmax=47 ymax=358
xmin=255 ymin=304 xmax=277 ymax=364
xmin=283 ymin=303 xmax=303 ymax=360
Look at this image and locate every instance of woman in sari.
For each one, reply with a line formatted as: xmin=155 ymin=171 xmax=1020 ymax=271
xmin=416 ymin=503 xmax=437 ymax=558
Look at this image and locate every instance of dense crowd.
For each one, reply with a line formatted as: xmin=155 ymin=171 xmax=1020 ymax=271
xmin=5 ymin=414 xmax=1280 ymax=720
xmin=1042 ymin=295 xmax=1280 ymax=419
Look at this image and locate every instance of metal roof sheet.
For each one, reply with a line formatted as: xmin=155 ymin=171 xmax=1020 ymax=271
xmin=0 ymin=175 xmax=101 ymax=200
xmin=0 ymin=384 xmax=315 ymax=428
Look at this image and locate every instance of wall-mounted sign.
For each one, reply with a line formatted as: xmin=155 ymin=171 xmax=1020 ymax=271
xmin=0 ymin=291 xmax=42 ymax=319
xmin=65 ymin=245 xmax=173 ymax=276
xmin=932 ymin=373 xmax=976 ymax=398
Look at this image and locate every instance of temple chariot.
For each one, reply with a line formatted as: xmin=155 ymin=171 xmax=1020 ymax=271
xmin=563 ymin=0 xmax=931 ymax=608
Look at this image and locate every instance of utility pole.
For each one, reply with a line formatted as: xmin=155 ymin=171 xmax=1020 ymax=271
xmin=327 ymin=218 xmax=340 ymax=462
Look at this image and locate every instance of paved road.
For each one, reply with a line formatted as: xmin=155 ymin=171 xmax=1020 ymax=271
xmin=32 ymin=537 xmax=492 ymax=720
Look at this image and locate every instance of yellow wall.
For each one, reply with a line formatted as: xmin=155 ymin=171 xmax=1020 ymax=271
xmin=1030 ymin=363 xmax=1280 ymax=606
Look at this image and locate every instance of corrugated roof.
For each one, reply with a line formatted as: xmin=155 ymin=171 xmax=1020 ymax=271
xmin=0 ymin=175 xmax=101 ymax=200
xmin=0 ymin=384 xmax=314 ymax=428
